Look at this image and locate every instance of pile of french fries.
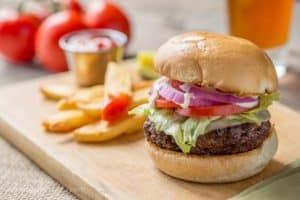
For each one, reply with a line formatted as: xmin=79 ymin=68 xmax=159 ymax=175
xmin=40 ymin=63 xmax=152 ymax=143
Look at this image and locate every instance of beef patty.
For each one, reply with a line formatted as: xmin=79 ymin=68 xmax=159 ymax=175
xmin=144 ymin=119 xmax=271 ymax=155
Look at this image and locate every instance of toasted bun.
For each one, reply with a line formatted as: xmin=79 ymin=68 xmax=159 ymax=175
xmin=154 ymin=32 xmax=278 ymax=95
xmin=146 ymin=128 xmax=277 ymax=183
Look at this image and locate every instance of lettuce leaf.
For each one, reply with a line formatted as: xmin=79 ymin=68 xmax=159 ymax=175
xmin=130 ymin=104 xmax=270 ymax=153
xmin=259 ymin=91 xmax=280 ymax=109
xmin=237 ymin=91 xmax=279 ymax=125
xmin=227 ymin=110 xmax=270 ymax=126
xmin=146 ymin=108 xmax=192 ymax=152
xmin=129 ymin=91 xmax=279 ymax=153
xmin=128 ymin=104 xmax=151 ymax=116
xmin=182 ymin=118 xmax=212 ymax=147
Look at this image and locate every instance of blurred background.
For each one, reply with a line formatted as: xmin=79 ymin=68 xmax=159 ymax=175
xmin=1 ymin=0 xmax=298 ymax=60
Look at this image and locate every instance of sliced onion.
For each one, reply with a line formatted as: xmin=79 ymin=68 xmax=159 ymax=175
xmin=235 ymin=101 xmax=259 ymax=108
xmin=148 ymin=77 xmax=168 ymax=106
xmin=179 ymin=83 xmax=258 ymax=104
xmin=153 ymin=78 xmax=259 ymax=109
xmin=158 ymin=81 xmax=219 ymax=107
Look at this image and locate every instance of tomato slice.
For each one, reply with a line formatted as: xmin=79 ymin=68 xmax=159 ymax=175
xmin=102 ymin=93 xmax=131 ymax=122
xmin=155 ymin=98 xmax=249 ymax=117
xmin=176 ymin=104 xmax=250 ymax=117
xmin=155 ymin=99 xmax=180 ymax=109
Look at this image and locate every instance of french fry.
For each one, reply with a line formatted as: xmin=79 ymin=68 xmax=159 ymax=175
xmin=73 ymin=115 xmax=146 ymax=142
xmin=43 ymin=110 xmax=97 ymax=133
xmin=104 ymin=62 xmax=132 ymax=97
xmin=57 ymin=83 xmax=149 ymax=111
xmin=41 ymin=61 xmax=151 ymax=139
xmin=132 ymin=80 xmax=153 ymax=91
xmin=40 ymin=83 xmax=76 ymax=101
xmin=71 ymin=85 xmax=104 ymax=101
xmin=123 ymin=115 xmax=146 ymax=134
xmin=58 ymin=85 xmax=104 ymax=110
xmin=76 ymin=100 xmax=103 ymax=117
xmin=57 ymin=99 xmax=78 ymax=110
xmin=46 ymin=79 xmax=149 ymax=111
xmin=76 ymin=87 xmax=149 ymax=118
xmin=130 ymin=87 xmax=149 ymax=109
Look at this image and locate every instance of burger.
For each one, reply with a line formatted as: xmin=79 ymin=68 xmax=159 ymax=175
xmin=130 ymin=32 xmax=279 ymax=183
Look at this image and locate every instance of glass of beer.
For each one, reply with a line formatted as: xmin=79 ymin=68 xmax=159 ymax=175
xmin=227 ymin=0 xmax=294 ymax=77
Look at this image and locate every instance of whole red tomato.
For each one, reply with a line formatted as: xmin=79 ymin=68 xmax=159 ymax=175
xmin=84 ymin=0 xmax=131 ymax=41
xmin=35 ymin=10 xmax=86 ymax=72
xmin=0 ymin=9 xmax=40 ymax=63
xmin=54 ymin=0 xmax=83 ymax=13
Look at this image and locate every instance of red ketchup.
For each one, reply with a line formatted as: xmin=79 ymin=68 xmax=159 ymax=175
xmin=67 ymin=33 xmax=117 ymax=52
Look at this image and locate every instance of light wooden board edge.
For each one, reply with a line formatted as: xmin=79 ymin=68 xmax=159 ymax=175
xmin=0 ymin=113 xmax=106 ymax=200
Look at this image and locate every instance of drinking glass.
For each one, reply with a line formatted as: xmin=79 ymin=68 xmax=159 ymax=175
xmin=227 ymin=0 xmax=294 ymax=77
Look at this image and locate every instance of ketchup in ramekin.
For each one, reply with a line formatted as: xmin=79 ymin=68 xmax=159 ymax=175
xmin=59 ymin=29 xmax=127 ymax=87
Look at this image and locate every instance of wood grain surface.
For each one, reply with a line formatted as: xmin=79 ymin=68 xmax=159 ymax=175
xmin=0 ymin=62 xmax=300 ymax=200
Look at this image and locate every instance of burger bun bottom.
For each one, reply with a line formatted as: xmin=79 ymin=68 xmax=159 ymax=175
xmin=146 ymin=128 xmax=278 ymax=183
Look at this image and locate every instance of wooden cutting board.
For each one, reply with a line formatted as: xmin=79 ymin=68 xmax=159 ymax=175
xmin=0 ymin=61 xmax=300 ymax=200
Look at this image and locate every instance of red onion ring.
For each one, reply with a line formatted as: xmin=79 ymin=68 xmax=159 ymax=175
xmin=158 ymin=81 xmax=220 ymax=107
xmin=179 ymin=83 xmax=258 ymax=103
xmin=151 ymin=78 xmax=258 ymax=108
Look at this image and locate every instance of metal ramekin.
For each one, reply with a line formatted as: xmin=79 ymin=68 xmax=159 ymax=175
xmin=59 ymin=29 xmax=128 ymax=87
